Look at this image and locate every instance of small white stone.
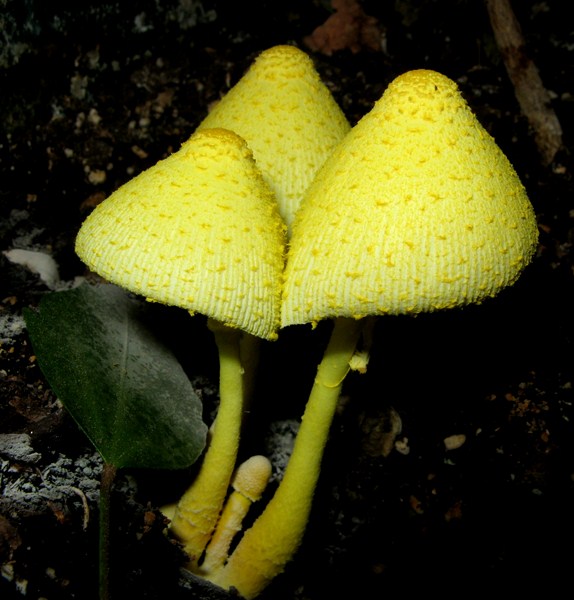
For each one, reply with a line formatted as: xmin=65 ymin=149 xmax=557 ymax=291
xmin=443 ymin=434 xmax=466 ymax=451
xmin=87 ymin=169 xmax=107 ymax=184
xmin=394 ymin=437 xmax=410 ymax=455
xmin=3 ymin=248 xmax=60 ymax=289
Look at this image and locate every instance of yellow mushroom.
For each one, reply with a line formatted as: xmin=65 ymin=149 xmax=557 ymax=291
xmin=199 ymin=455 xmax=272 ymax=577
xmin=196 ymin=44 xmax=351 ymax=235
xmin=75 ymin=128 xmax=286 ymax=567
xmin=209 ymin=69 xmax=539 ymax=599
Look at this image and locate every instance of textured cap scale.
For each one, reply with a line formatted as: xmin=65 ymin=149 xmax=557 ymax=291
xmin=75 ymin=128 xmax=285 ymax=340
xmin=282 ymin=69 xmax=539 ymax=326
xmin=196 ymin=45 xmax=351 ymax=232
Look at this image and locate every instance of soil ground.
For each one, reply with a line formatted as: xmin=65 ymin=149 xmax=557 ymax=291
xmin=1 ymin=1 xmax=574 ymax=598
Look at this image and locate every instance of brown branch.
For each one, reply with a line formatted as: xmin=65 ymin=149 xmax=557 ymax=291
xmin=485 ymin=0 xmax=563 ymax=165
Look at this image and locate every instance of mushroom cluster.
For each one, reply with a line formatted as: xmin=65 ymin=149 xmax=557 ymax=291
xmin=74 ymin=44 xmax=351 ymax=576
xmin=74 ymin=50 xmax=538 ymax=600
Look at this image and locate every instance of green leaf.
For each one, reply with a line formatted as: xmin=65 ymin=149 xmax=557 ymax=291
xmin=24 ymin=282 xmax=208 ymax=469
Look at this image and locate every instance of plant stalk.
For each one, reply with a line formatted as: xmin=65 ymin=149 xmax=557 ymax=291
xmin=169 ymin=319 xmax=246 ymax=567
xmin=99 ymin=462 xmax=118 ymax=600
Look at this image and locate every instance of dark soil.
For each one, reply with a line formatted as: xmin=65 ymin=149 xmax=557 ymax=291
xmin=2 ymin=1 xmax=574 ymax=598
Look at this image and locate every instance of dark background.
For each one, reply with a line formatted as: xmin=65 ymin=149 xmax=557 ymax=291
xmin=1 ymin=1 xmax=573 ymax=598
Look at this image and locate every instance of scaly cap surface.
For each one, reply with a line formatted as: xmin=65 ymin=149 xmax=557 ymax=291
xmin=282 ymin=69 xmax=539 ymax=326
xmin=75 ymin=128 xmax=285 ymax=340
xmin=196 ymin=45 xmax=351 ymax=232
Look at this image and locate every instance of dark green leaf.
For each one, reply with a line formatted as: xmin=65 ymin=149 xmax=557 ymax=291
xmin=24 ymin=283 xmax=208 ymax=469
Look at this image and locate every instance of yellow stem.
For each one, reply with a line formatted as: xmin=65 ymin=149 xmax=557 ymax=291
xmin=209 ymin=317 xmax=363 ymax=599
xmin=240 ymin=331 xmax=261 ymax=416
xmin=169 ymin=319 xmax=245 ymax=568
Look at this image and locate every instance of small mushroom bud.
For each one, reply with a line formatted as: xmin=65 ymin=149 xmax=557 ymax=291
xmin=200 ymin=455 xmax=272 ymax=576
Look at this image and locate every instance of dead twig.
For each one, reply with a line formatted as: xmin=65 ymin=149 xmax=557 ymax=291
xmin=485 ymin=0 xmax=563 ymax=165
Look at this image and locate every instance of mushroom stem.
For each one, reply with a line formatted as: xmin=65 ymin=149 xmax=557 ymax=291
xmin=239 ymin=331 xmax=261 ymax=415
xmin=208 ymin=316 xmax=363 ymax=599
xmin=170 ymin=318 xmax=246 ymax=568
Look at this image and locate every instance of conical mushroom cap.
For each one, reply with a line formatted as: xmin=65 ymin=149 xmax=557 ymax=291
xmin=196 ymin=45 xmax=351 ymax=233
xmin=282 ymin=69 xmax=539 ymax=326
xmin=75 ymin=128 xmax=285 ymax=340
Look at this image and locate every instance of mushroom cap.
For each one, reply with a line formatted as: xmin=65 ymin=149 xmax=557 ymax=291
xmin=196 ymin=45 xmax=351 ymax=233
xmin=282 ymin=69 xmax=539 ymax=327
xmin=231 ymin=455 xmax=272 ymax=503
xmin=75 ymin=128 xmax=285 ymax=340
